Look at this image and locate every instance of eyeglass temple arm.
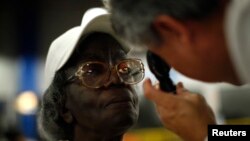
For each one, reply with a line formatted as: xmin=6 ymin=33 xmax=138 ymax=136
xmin=67 ymin=75 xmax=77 ymax=81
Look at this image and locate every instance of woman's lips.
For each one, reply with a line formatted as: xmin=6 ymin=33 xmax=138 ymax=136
xmin=105 ymin=99 xmax=133 ymax=109
xmin=102 ymin=87 xmax=135 ymax=109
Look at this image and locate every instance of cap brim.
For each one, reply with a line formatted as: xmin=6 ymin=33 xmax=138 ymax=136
xmin=44 ymin=8 xmax=129 ymax=88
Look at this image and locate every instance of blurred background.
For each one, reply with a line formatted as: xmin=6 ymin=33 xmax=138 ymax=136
xmin=1 ymin=0 xmax=250 ymax=141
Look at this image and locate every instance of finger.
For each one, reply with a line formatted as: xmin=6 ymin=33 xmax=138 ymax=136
xmin=177 ymin=82 xmax=184 ymax=88
xmin=143 ymin=78 xmax=177 ymax=106
xmin=143 ymin=78 xmax=160 ymax=100
xmin=176 ymin=82 xmax=188 ymax=95
xmin=155 ymin=105 xmax=175 ymax=127
xmin=153 ymin=82 xmax=160 ymax=90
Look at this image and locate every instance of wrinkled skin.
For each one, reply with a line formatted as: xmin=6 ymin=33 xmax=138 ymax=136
xmin=62 ymin=33 xmax=139 ymax=141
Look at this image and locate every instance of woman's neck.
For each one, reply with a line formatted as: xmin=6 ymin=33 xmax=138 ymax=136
xmin=73 ymin=125 xmax=124 ymax=141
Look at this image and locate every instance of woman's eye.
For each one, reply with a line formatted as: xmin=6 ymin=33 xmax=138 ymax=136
xmin=119 ymin=67 xmax=130 ymax=74
xmin=84 ymin=68 xmax=101 ymax=76
xmin=86 ymin=69 xmax=93 ymax=74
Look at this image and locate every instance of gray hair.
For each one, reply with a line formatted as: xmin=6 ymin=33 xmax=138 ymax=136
xmin=38 ymin=70 xmax=73 ymax=141
xmin=110 ymin=0 xmax=219 ymax=47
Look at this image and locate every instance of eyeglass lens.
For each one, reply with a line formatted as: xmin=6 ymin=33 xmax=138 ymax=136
xmin=79 ymin=60 xmax=144 ymax=88
xmin=117 ymin=60 xmax=144 ymax=84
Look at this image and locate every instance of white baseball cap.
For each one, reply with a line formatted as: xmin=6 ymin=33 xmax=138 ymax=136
xmin=44 ymin=7 xmax=129 ymax=89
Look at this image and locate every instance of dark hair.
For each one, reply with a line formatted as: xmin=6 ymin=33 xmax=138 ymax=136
xmin=110 ymin=0 xmax=220 ymax=46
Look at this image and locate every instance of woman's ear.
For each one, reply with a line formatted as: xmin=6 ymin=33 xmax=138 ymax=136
xmin=60 ymin=108 xmax=73 ymax=124
xmin=153 ymin=15 xmax=191 ymax=47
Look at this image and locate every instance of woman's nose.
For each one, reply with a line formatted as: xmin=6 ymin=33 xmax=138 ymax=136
xmin=103 ymin=68 xmax=123 ymax=87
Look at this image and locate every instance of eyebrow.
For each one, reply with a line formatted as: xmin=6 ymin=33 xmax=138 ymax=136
xmin=81 ymin=54 xmax=104 ymax=62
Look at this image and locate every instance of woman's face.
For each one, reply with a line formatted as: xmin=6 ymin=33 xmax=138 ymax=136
xmin=64 ymin=33 xmax=139 ymax=135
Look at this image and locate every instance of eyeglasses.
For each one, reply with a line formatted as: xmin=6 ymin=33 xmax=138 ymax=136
xmin=67 ymin=59 xmax=145 ymax=88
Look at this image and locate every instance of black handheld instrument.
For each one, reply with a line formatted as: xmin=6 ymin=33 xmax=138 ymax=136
xmin=146 ymin=51 xmax=176 ymax=93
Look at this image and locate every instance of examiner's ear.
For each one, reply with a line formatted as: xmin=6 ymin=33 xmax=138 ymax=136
xmin=61 ymin=109 xmax=73 ymax=124
xmin=153 ymin=15 xmax=191 ymax=47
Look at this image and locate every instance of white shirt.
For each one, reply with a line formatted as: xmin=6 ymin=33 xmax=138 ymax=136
xmin=225 ymin=0 xmax=250 ymax=84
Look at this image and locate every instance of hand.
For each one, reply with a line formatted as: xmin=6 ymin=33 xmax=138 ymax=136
xmin=143 ymin=79 xmax=216 ymax=141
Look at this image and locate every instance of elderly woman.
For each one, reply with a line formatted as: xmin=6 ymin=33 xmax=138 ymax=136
xmin=39 ymin=8 xmax=145 ymax=141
